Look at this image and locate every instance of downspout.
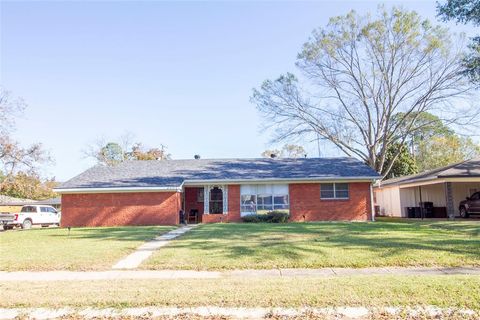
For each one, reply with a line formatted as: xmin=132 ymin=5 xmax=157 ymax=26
xmin=370 ymin=182 xmax=375 ymax=222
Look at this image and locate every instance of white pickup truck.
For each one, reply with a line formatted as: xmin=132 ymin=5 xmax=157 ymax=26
xmin=0 ymin=205 xmax=61 ymax=230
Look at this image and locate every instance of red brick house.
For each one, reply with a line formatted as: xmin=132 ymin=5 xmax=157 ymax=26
xmin=54 ymin=158 xmax=380 ymax=227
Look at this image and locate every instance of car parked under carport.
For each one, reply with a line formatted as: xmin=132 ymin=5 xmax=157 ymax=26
xmin=374 ymin=158 xmax=480 ymax=219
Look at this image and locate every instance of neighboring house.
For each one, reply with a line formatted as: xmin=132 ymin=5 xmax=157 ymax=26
xmin=0 ymin=195 xmax=36 ymax=212
xmin=374 ymin=158 xmax=480 ymax=218
xmin=54 ymin=157 xmax=380 ymax=227
xmin=0 ymin=195 xmax=61 ymax=213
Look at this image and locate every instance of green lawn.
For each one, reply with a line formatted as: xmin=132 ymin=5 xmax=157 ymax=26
xmin=1 ymin=275 xmax=479 ymax=310
xmin=0 ymin=226 xmax=174 ymax=271
xmin=143 ymin=220 xmax=480 ymax=270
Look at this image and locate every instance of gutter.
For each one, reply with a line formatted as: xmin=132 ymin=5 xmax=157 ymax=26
xmin=54 ymin=186 xmax=183 ymax=194
xmin=54 ymin=177 xmax=381 ymax=193
xmin=182 ymin=176 xmax=380 ymax=185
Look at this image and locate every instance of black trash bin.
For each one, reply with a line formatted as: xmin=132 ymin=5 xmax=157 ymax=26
xmin=406 ymin=207 xmax=416 ymax=218
xmin=419 ymin=202 xmax=434 ymax=218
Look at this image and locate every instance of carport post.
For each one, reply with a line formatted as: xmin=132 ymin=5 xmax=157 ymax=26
xmin=444 ymin=182 xmax=455 ymax=220
xmin=419 ymin=186 xmax=423 ymax=220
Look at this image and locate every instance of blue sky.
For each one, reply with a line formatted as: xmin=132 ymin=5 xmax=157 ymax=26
xmin=0 ymin=0 xmax=465 ymax=181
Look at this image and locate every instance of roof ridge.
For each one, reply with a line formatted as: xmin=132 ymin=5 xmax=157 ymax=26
xmin=120 ymin=156 xmax=356 ymax=162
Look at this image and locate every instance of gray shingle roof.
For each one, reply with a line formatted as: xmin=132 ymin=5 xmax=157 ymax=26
xmin=57 ymin=157 xmax=380 ymax=190
xmin=379 ymin=157 xmax=480 ymax=187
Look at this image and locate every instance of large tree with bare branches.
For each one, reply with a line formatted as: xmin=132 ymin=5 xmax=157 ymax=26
xmin=0 ymin=88 xmax=50 ymax=177
xmin=84 ymin=134 xmax=171 ymax=166
xmin=252 ymin=7 xmax=476 ymax=177
xmin=0 ymin=88 xmax=53 ymax=199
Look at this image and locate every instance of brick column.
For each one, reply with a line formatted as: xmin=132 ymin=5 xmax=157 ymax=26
xmin=445 ymin=182 xmax=455 ymax=220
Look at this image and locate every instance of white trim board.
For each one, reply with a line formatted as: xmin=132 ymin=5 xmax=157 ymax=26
xmin=54 ymin=186 xmax=183 ymax=194
xmin=55 ymin=177 xmax=379 ymax=194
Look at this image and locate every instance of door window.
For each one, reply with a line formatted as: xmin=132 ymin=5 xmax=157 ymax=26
xmin=209 ymin=187 xmax=223 ymax=214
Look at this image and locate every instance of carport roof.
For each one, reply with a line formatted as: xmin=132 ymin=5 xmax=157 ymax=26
xmin=55 ymin=157 xmax=380 ymax=192
xmin=379 ymin=158 xmax=480 ymax=187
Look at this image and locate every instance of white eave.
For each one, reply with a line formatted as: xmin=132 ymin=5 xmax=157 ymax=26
xmin=376 ymin=176 xmax=480 ymax=189
xmin=182 ymin=176 xmax=380 ymax=186
xmin=54 ymin=176 xmax=380 ymax=194
xmin=54 ymin=186 xmax=183 ymax=194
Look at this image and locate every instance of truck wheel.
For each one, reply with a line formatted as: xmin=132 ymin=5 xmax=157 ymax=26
xmin=22 ymin=219 xmax=32 ymax=230
xmin=459 ymin=207 xmax=469 ymax=219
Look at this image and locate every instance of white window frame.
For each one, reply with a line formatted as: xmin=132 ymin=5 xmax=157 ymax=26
xmin=320 ymin=183 xmax=349 ymax=200
xmin=240 ymin=184 xmax=289 ymax=216
xmin=203 ymin=185 xmax=228 ymax=215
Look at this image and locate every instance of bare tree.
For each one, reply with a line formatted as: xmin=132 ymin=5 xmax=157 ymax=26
xmin=0 ymin=137 xmax=49 ymax=177
xmin=84 ymin=134 xmax=171 ymax=166
xmin=84 ymin=136 xmax=128 ymax=166
xmin=261 ymin=149 xmax=282 ymax=158
xmin=261 ymin=144 xmax=306 ymax=158
xmin=0 ymin=87 xmax=26 ymax=135
xmin=252 ymin=7 xmax=476 ymax=177
xmin=0 ymin=88 xmax=50 ymax=179
xmin=126 ymin=143 xmax=171 ymax=161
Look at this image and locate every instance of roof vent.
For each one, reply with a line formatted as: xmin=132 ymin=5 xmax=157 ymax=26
xmin=194 ymin=154 xmax=201 ymax=160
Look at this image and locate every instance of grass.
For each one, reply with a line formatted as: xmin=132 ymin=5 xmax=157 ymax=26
xmin=0 ymin=275 xmax=479 ymax=310
xmin=143 ymin=220 xmax=480 ymax=270
xmin=0 ymin=226 xmax=174 ymax=271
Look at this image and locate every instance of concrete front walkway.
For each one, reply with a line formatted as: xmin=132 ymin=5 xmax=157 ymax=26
xmin=1 ymin=267 xmax=479 ymax=282
xmin=112 ymin=225 xmax=195 ymax=270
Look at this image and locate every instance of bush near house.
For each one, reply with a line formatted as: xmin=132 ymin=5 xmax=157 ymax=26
xmin=241 ymin=211 xmax=289 ymax=223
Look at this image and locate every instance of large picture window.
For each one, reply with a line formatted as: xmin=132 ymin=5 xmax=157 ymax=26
xmin=240 ymin=184 xmax=289 ymax=215
xmin=320 ymin=183 xmax=349 ymax=199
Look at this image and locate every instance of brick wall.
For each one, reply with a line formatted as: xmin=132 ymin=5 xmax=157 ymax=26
xmin=227 ymin=184 xmax=241 ymax=222
xmin=61 ymin=192 xmax=181 ymax=227
xmin=60 ymin=182 xmax=372 ymax=226
xmin=201 ymin=214 xmax=228 ymax=223
xmin=289 ymin=182 xmax=372 ymax=221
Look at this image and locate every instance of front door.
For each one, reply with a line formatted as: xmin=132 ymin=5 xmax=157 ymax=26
xmin=209 ymin=187 xmax=223 ymax=214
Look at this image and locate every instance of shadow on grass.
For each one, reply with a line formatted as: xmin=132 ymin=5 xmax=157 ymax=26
xmin=48 ymin=226 xmax=174 ymax=242
xmin=156 ymin=221 xmax=480 ymax=265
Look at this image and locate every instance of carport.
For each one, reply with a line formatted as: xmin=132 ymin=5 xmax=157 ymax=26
xmin=374 ymin=158 xmax=480 ymax=218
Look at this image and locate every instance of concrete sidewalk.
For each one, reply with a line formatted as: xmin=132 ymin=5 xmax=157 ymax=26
xmin=112 ymin=225 xmax=195 ymax=270
xmin=1 ymin=267 xmax=479 ymax=282
xmin=0 ymin=306 xmax=477 ymax=320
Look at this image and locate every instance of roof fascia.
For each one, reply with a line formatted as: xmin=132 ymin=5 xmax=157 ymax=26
xmin=183 ymin=176 xmax=380 ymax=186
xmin=54 ymin=186 xmax=183 ymax=194
xmin=378 ymin=176 xmax=480 ymax=189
